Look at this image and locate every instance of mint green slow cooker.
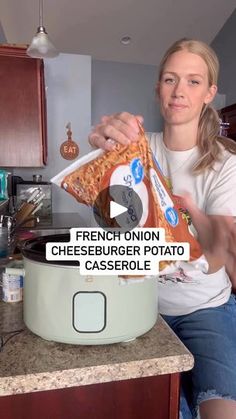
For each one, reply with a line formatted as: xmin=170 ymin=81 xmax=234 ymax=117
xmin=22 ymin=234 xmax=158 ymax=345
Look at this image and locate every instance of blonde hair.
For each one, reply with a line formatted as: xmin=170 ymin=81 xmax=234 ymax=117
xmin=158 ymin=38 xmax=236 ymax=173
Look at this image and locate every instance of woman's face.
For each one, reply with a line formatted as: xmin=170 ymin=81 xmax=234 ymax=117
xmin=157 ymin=50 xmax=217 ymax=127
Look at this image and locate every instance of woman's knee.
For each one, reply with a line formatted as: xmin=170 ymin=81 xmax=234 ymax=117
xmin=199 ymin=398 xmax=236 ymax=419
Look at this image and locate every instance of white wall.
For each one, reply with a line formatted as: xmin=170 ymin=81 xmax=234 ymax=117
xmin=92 ymin=59 xmax=162 ymax=132
xmin=14 ymin=53 xmax=92 ymax=222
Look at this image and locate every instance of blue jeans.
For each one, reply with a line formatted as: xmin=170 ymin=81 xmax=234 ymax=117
xmin=162 ymin=293 xmax=236 ymax=419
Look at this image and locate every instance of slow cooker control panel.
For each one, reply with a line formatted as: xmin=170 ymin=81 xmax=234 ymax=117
xmin=72 ymin=291 xmax=107 ymax=333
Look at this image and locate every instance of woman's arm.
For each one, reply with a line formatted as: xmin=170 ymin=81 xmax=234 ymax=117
xmin=181 ymin=194 xmax=234 ymax=275
xmin=225 ymin=223 xmax=236 ymax=293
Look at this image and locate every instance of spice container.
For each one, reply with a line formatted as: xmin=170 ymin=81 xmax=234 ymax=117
xmin=0 ymin=261 xmax=25 ymax=303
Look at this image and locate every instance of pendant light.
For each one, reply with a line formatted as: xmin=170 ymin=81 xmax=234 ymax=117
xmin=27 ymin=0 xmax=59 ymax=59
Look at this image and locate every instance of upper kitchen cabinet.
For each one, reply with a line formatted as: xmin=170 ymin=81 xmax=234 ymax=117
xmin=0 ymin=45 xmax=47 ymax=167
xmin=218 ymin=103 xmax=236 ymax=141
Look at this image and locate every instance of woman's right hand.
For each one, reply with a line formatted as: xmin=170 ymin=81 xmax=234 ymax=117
xmin=181 ymin=193 xmax=234 ymax=274
xmin=88 ymin=112 xmax=144 ymax=151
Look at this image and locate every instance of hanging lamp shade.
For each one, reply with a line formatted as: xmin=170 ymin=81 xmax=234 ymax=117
xmin=27 ymin=0 xmax=59 ymax=59
xmin=27 ymin=26 xmax=59 ymax=58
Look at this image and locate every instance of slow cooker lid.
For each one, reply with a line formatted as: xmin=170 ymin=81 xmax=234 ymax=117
xmin=21 ymin=233 xmax=79 ymax=266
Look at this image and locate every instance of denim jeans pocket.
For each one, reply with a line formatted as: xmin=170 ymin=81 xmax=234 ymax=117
xmin=223 ymin=294 xmax=236 ymax=319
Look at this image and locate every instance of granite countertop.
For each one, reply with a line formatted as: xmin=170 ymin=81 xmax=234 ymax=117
xmin=0 ymin=300 xmax=194 ymax=397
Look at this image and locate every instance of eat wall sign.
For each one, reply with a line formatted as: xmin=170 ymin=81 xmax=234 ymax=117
xmin=60 ymin=122 xmax=79 ymax=160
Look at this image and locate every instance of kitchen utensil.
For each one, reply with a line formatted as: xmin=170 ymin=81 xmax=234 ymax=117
xmin=0 ymin=227 xmax=9 ymax=258
xmin=32 ymin=192 xmax=45 ymax=206
xmin=26 ymin=187 xmax=41 ymax=203
xmin=14 ymin=187 xmax=46 ymax=227
xmin=15 ymin=202 xmax=37 ymax=225
xmin=16 ymin=182 xmax=52 ymax=218
xmin=31 ymin=202 xmax=44 ymax=215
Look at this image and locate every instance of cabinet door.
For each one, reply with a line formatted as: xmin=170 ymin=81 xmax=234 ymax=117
xmin=0 ymin=374 xmax=180 ymax=419
xmin=0 ymin=45 xmax=47 ymax=167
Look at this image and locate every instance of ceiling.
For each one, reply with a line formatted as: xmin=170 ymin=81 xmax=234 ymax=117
xmin=0 ymin=0 xmax=235 ymax=65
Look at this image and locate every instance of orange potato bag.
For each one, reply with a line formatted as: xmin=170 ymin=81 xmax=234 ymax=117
xmin=55 ymin=125 xmax=202 ymax=269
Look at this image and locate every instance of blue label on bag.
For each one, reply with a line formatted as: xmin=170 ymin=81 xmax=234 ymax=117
xmin=165 ymin=207 xmax=178 ymax=227
xmin=130 ymin=158 xmax=144 ymax=184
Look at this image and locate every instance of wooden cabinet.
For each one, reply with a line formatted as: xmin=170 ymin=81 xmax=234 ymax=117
xmin=218 ymin=103 xmax=236 ymax=141
xmin=0 ymin=45 xmax=47 ymax=167
xmin=0 ymin=374 xmax=180 ymax=419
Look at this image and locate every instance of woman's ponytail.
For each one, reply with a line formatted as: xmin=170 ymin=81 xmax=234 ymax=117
xmin=194 ymin=105 xmax=236 ymax=173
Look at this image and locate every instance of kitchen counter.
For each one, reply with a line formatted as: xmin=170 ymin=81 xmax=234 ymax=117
xmin=0 ymin=300 xmax=194 ymax=397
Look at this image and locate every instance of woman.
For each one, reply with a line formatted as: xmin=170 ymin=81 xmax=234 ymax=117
xmin=88 ymin=39 xmax=236 ymax=419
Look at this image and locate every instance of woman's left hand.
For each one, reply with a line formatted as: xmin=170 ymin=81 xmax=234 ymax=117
xmin=181 ymin=193 xmax=235 ymax=275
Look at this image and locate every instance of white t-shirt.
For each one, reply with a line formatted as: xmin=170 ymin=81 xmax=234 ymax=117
xmin=147 ymin=132 xmax=236 ymax=316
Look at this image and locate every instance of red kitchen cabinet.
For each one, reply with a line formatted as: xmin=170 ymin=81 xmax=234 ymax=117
xmin=0 ymin=44 xmax=47 ymax=167
xmin=0 ymin=373 xmax=180 ymax=419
